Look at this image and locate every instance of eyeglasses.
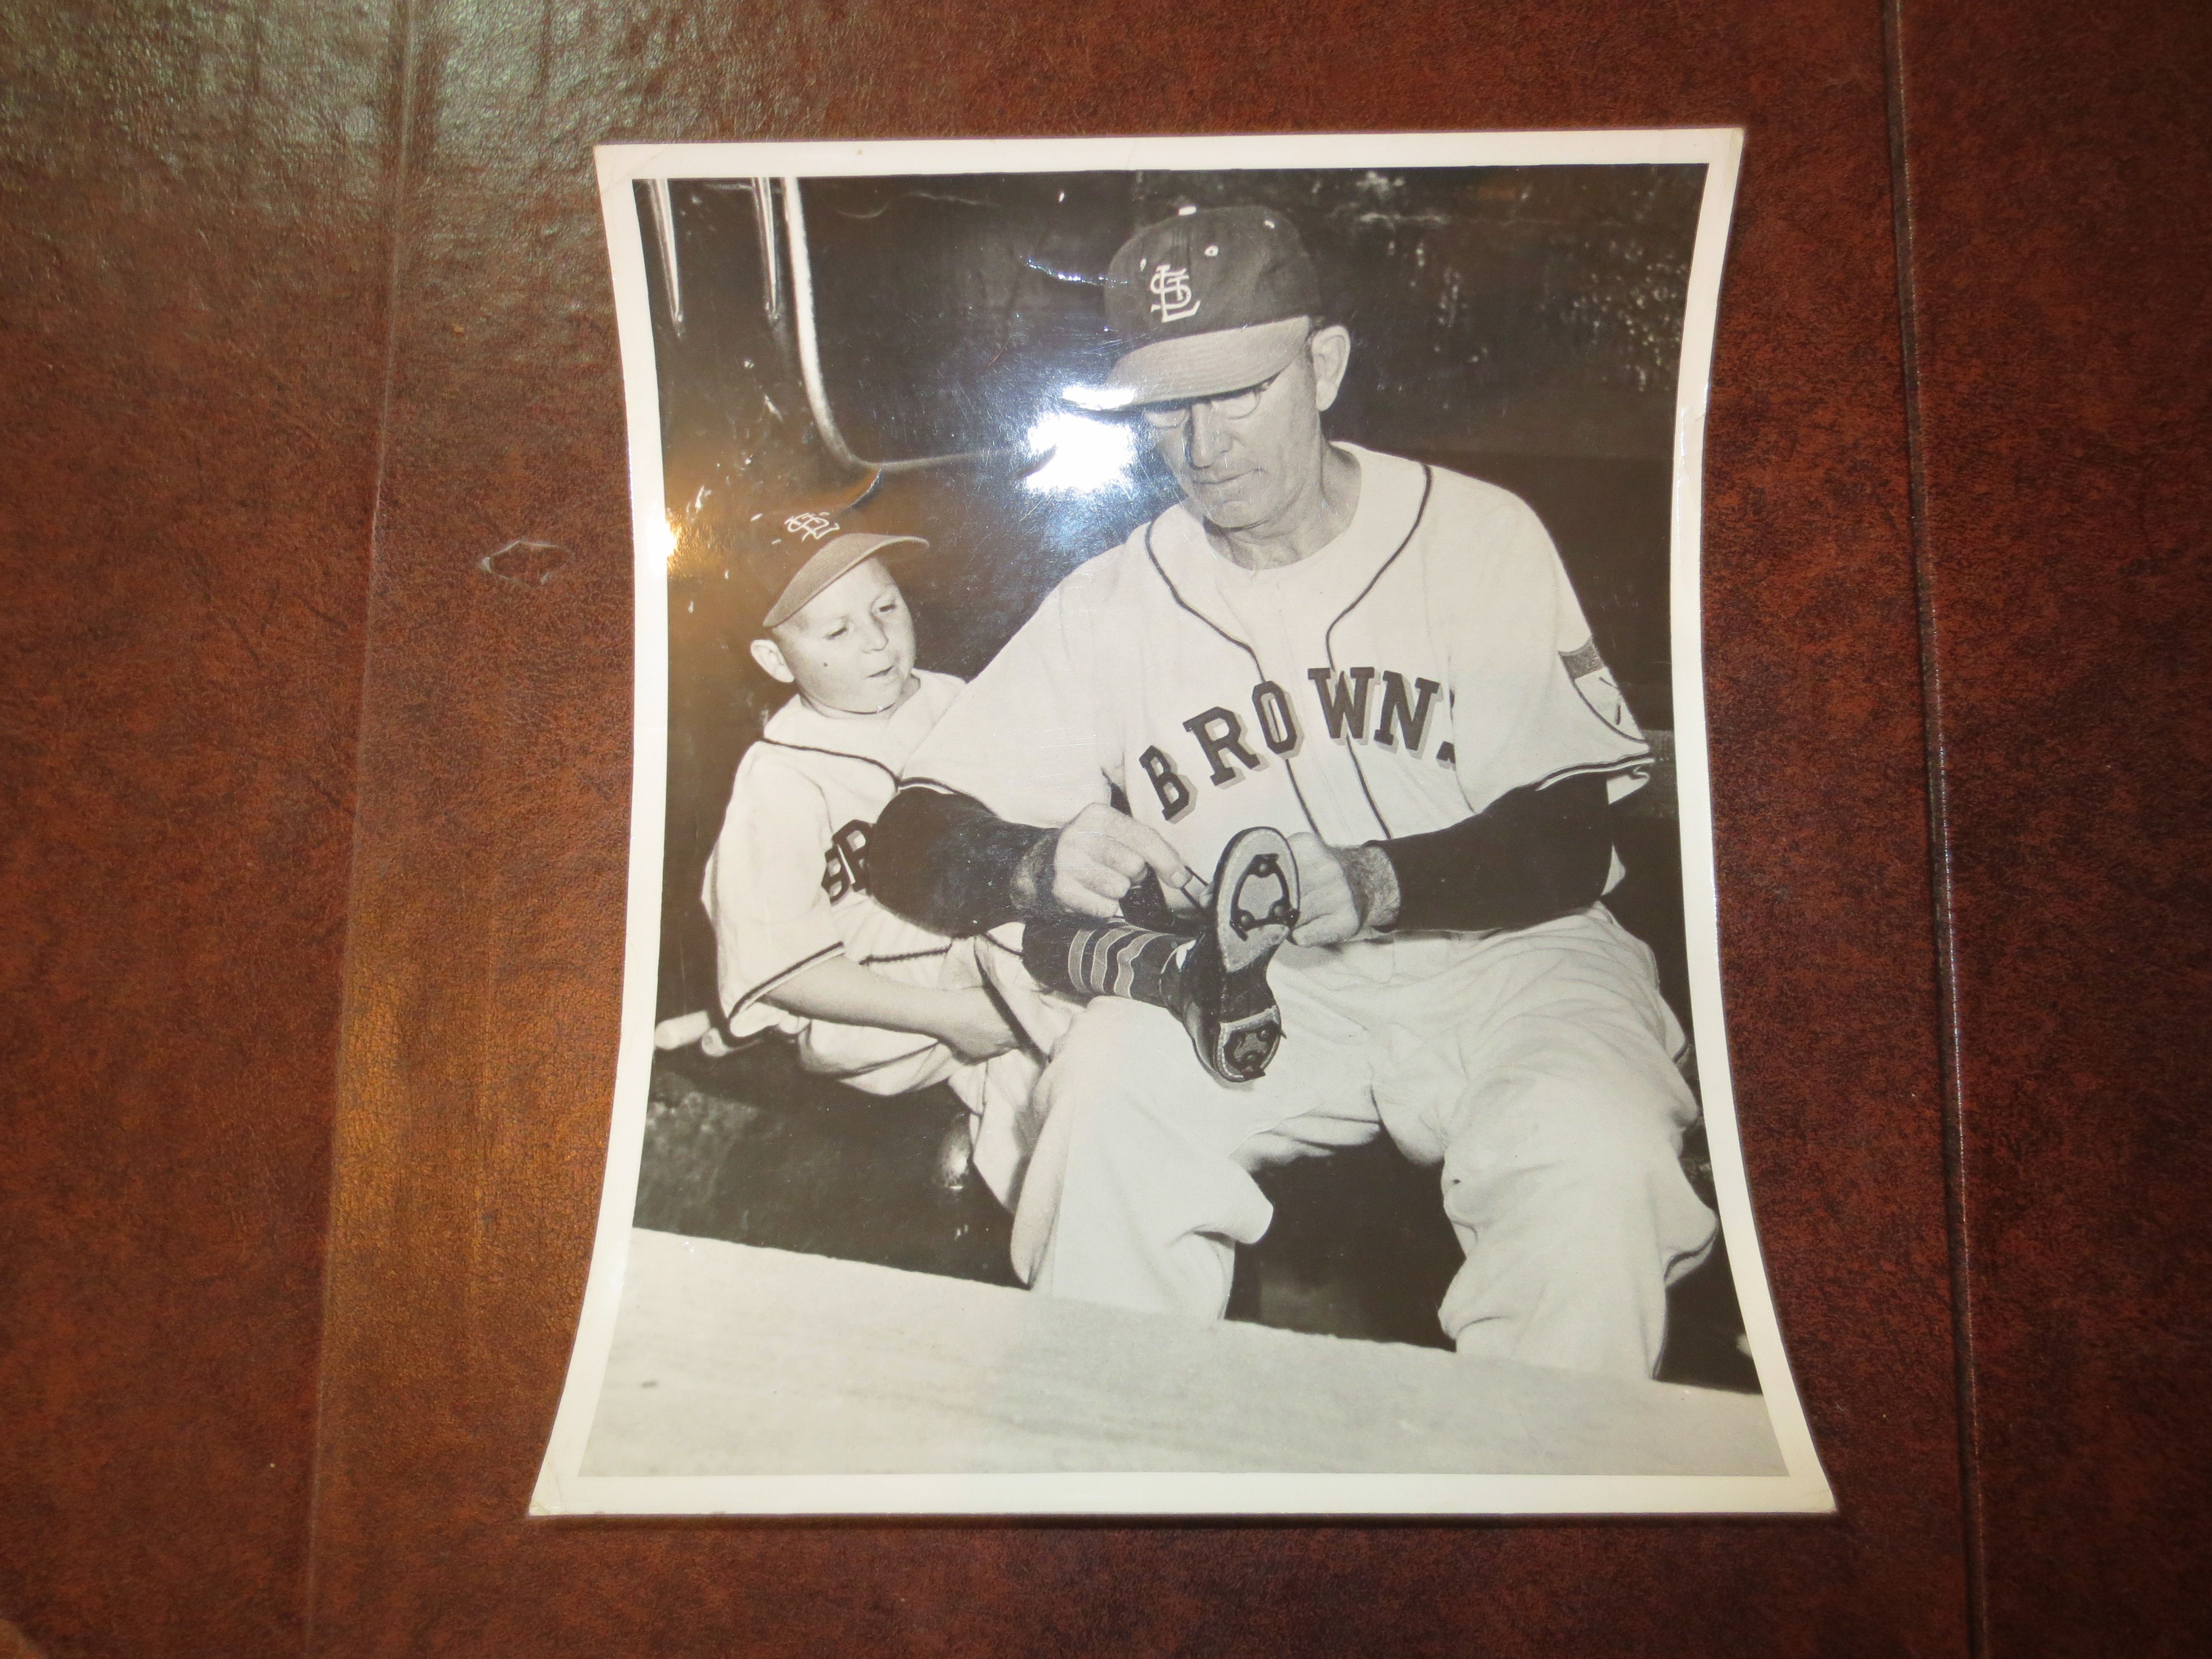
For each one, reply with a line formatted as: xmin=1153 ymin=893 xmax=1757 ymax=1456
xmin=1137 ymin=363 xmax=1296 ymax=430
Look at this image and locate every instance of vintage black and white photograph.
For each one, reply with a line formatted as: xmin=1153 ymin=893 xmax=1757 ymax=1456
xmin=534 ymin=132 xmax=1828 ymax=1515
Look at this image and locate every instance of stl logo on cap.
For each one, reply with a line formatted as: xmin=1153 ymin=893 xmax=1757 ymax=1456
xmin=784 ymin=511 xmax=840 ymax=541
xmin=1148 ymin=263 xmax=1200 ymax=324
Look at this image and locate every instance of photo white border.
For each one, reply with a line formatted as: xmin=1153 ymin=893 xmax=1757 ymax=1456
xmin=534 ymin=128 xmax=1833 ymax=1518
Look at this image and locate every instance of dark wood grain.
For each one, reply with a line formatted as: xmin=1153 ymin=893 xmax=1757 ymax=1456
xmin=0 ymin=3 xmax=398 ymax=1655
xmin=1894 ymin=1 xmax=2212 ymax=1652
xmin=302 ymin=2 xmax=1965 ymax=1654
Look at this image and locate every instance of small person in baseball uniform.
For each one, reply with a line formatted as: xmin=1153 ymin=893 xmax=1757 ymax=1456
xmin=653 ymin=517 xmax=1071 ymax=1209
xmin=868 ymin=204 xmax=1718 ymax=1378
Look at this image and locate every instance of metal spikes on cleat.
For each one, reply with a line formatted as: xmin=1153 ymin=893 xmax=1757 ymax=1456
xmin=1178 ymin=827 xmax=1299 ymax=1084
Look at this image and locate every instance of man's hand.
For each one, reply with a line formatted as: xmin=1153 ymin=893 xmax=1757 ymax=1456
xmin=1286 ymin=833 xmax=1401 ymax=946
xmin=1027 ymin=803 xmax=1200 ymax=920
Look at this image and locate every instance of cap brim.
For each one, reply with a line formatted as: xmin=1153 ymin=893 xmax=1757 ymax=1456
xmin=1065 ymin=316 xmax=1313 ymax=411
xmin=763 ymin=532 xmax=927 ymax=629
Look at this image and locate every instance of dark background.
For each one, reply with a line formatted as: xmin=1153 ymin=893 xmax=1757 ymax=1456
xmin=2 ymin=1 xmax=2206 ymax=1656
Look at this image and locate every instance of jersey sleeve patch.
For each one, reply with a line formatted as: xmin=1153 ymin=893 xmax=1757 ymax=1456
xmin=1561 ymin=640 xmax=1640 ymax=739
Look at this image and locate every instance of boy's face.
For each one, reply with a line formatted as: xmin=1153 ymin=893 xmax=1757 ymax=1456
xmin=751 ymin=557 xmax=917 ymax=716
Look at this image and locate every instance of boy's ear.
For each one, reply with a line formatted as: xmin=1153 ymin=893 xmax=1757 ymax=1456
xmin=749 ymin=637 xmax=796 ymax=684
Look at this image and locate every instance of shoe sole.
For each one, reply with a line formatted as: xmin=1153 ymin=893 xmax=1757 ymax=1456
xmin=1212 ymin=827 xmax=1299 ymax=974
xmin=1189 ymin=828 xmax=1299 ymax=1082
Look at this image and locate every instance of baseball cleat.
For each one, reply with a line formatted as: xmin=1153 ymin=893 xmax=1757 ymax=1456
xmin=931 ymin=1111 xmax=977 ymax=1193
xmin=1178 ymin=827 xmax=1300 ymax=1083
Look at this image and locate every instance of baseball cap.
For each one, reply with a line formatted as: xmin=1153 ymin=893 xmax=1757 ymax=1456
xmin=758 ymin=510 xmax=927 ymax=629
xmin=1068 ymin=204 xmax=1322 ymax=410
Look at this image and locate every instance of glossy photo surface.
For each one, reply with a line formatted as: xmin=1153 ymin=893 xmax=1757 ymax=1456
xmin=535 ymin=132 xmax=1828 ymax=1516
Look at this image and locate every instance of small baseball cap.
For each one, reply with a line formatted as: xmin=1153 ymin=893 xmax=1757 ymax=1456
xmin=758 ymin=511 xmax=926 ymax=629
xmin=1068 ymin=204 xmax=1322 ymax=410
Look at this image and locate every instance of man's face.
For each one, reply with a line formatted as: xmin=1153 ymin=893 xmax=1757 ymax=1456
xmin=1145 ymin=325 xmax=1350 ymax=537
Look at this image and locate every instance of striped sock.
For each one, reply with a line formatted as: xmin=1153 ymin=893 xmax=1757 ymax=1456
xmin=1024 ymin=916 xmax=1191 ymax=1012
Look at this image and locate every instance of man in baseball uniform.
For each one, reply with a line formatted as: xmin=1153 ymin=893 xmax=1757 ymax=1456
xmin=868 ymin=205 xmax=1716 ymax=1378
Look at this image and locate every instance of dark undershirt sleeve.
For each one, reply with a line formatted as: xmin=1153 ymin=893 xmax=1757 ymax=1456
xmin=1376 ymin=773 xmax=1615 ymax=934
xmin=869 ymin=786 xmax=1051 ymax=936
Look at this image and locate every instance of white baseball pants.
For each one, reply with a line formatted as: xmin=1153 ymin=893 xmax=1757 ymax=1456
xmin=1007 ymin=905 xmax=1718 ymax=1378
xmin=797 ymin=928 xmax=1076 ymax=1210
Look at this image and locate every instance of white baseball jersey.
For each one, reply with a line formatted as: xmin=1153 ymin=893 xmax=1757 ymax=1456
xmin=903 ymin=445 xmax=1651 ymax=884
xmin=704 ymin=669 xmax=972 ymax=1043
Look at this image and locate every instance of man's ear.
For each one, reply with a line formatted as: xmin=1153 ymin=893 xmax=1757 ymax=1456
xmin=749 ymin=636 xmax=796 ymax=684
xmin=1309 ymin=324 xmax=1352 ymax=412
